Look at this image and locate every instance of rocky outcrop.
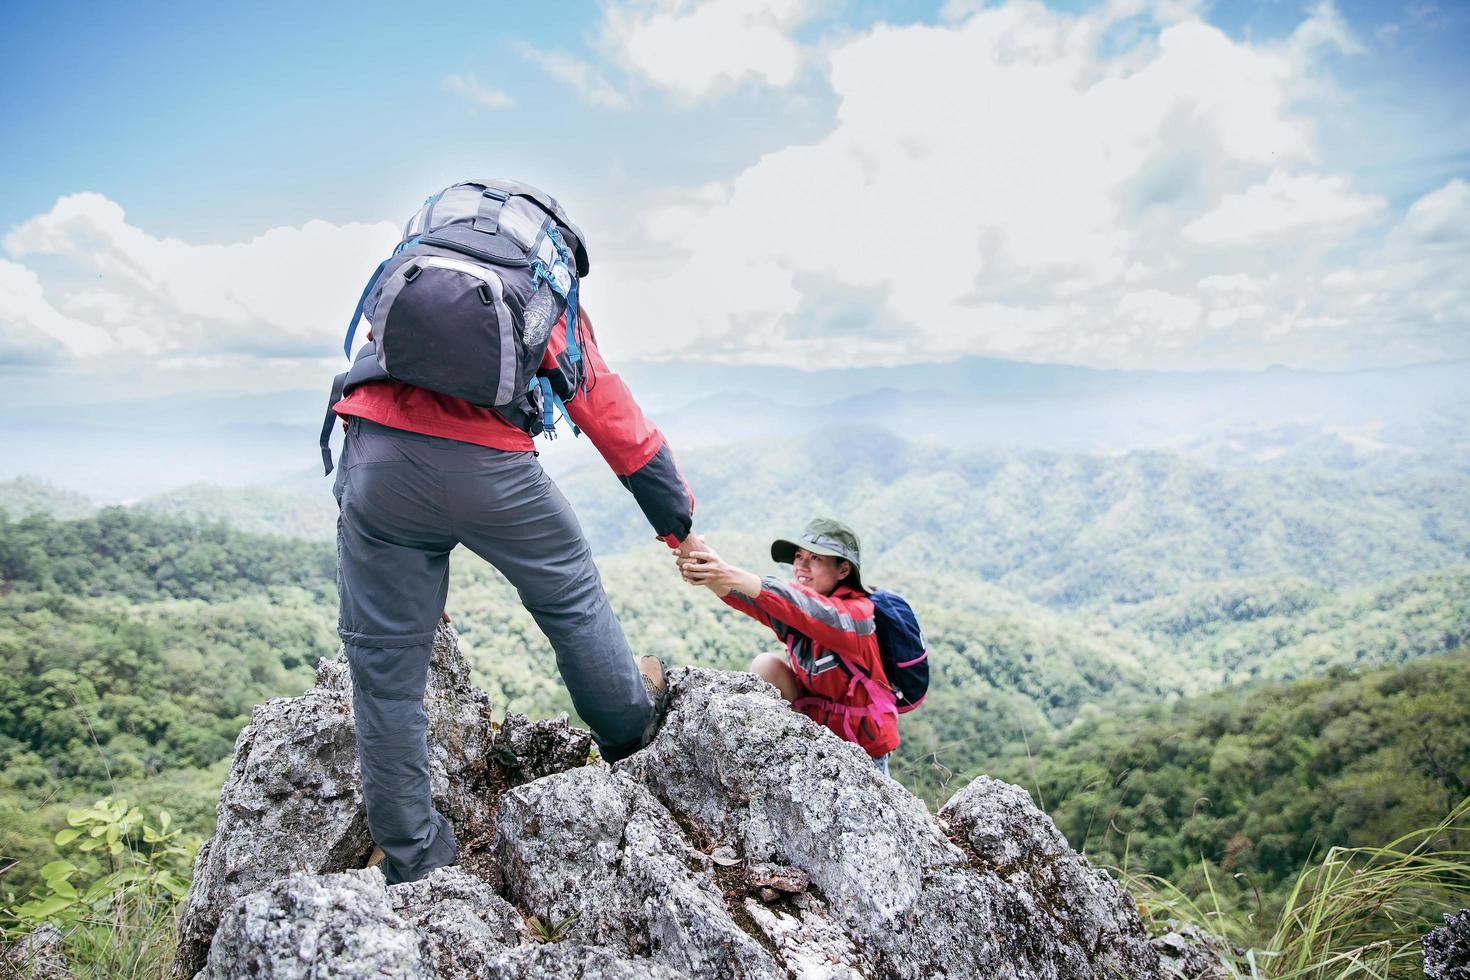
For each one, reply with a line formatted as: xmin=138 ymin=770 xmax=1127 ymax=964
xmin=1425 ymin=909 xmax=1470 ymax=980
xmin=495 ymin=765 xmax=785 ymax=978
xmin=625 ymin=668 xmax=1162 ymax=979
xmin=939 ymin=775 xmax=1159 ymax=976
xmin=178 ymin=626 xmax=1166 ymax=978
xmin=1150 ymin=924 xmax=1230 ymax=979
xmin=2 ymin=923 xmax=71 ymax=980
xmin=176 ymin=626 xmax=581 ymax=977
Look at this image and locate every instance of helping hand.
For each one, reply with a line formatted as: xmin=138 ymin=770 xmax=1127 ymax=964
xmin=678 ymin=548 xmax=762 ymax=599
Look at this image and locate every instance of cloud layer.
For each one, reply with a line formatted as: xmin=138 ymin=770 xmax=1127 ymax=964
xmin=582 ymin=0 xmax=1466 ymax=368
xmin=2 ymin=0 xmax=1465 ymax=389
xmin=2 ymin=193 xmax=397 ymax=372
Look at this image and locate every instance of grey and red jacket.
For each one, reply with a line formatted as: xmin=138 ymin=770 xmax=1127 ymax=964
xmin=723 ymin=581 xmax=899 ymax=758
xmin=334 ymin=307 xmax=694 ymax=548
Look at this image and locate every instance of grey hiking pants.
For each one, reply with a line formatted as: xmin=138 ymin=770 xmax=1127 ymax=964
xmin=333 ymin=417 xmax=653 ymax=884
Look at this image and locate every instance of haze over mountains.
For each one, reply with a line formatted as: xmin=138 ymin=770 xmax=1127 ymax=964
xmin=3 ymin=354 xmax=1467 ymax=501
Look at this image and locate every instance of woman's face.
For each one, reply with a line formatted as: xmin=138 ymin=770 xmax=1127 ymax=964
xmin=792 ymin=548 xmax=850 ymax=596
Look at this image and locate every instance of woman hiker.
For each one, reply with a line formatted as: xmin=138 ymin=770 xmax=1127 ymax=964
xmin=676 ymin=518 xmax=899 ymax=774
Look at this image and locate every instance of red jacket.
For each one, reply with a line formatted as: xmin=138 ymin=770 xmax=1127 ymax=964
xmin=334 ymin=308 xmax=694 ymax=548
xmin=724 ymin=580 xmax=899 ymax=758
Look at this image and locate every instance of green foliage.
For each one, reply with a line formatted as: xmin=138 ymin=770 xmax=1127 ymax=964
xmin=0 ymin=512 xmax=334 ymax=895
xmin=0 ymin=507 xmax=334 ymax=603
xmin=0 ymin=477 xmax=96 ymax=522
xmin=2 ymin=796 xmax=198 ymax=978
xmin=989 ymin=652 xmax=1470 ymax=919
xmin=1 ymin=437 xmax=1467 ymax=964
xmin=1124 ymin=797 xmax=1470 ymax=978
xmin=1115 ymin=569 xmax=1470 ymax=685
xmin=526 ymin=905 xmax=580 ymax=943
xmin=557 ymin=431 xmax=1470 ymax=608
xmin=136 ymin=482 xmax=337 ymax=542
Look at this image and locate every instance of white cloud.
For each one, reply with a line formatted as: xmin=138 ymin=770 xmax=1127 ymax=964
xmin=518 ymin=45 xmax=631 ymax=109
xmin=1117 ymin=290 xmax=1202 ymax=337
xmin=601 ymin=0 xmax=816 ymax=99
xmin=1395 ymin=178 xmax=1470 ymax=245
xmin=0 ymin=258 xmax=113 ymax=360
xmin=445 ymin=73 xmax=516 ymax=110
xmin=1184 ymin=171 xmax=1384 ymax=245
xmin=1288 ymin=0 xmax=1364 ymax=58
xmin=582 ymin=0 xmax=1459 ymax=369
xmin=6 ymin=2 xmax=1463 ymax=384
xmin=3 ymin=192 xmax=398 ymax=361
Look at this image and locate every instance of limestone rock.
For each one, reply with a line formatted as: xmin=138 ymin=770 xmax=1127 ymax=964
xmin=175 ymin=688 xmax=366 ymax=978
xmin=180 ymin=650 xmax=1181 ymax=979
xmin=200 ymin=870 xmax=428 ymax=979
xmin=743 ymin=899 xmax=872 ymax=979
xmin=625 ymin=667 xmax=1164 ymax=979
xmin=747 ymin=863 xmax=811 ymax=895
xmin=941 ymin=775 xmax=1161 ymax=978
xmin=494 ymin=765 xmax=783 ymax=979
xmin=1151 ymin=924 xmax=1231 ymax=979
xmin=2 ymin=922 xmax=72 ymax=980
xmin=471 ymin=945 xmax=686 ymax=979
xmin=490 ymin=712 xmax=593 ymax=786
xmin=388 ymin=867 xmax=528 ymax=979
xmin=175 ymin=625 xmax=494 ymax=977
xmin=1425 ymin=909 xmax=1470 ymax=980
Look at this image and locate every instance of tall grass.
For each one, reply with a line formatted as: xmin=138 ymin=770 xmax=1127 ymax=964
xmin=1122 ymin=796 xmax=1470 ymax=979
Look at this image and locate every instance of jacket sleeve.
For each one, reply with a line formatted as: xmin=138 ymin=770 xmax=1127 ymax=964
xmin=545 ymin=308 xmax=695 ymax=548
xmin=720 ymin=590 xmax=787 ymax=639
xmin=746 ymin=578 xmax=877 ymax=662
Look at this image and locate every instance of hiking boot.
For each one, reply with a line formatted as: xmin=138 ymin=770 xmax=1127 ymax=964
xmin=638 ymin=655 xmax=669 ymax=740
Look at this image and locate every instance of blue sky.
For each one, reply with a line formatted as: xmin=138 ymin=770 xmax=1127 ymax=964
xmin=1 ymin=0 xmax=1467 ymax=407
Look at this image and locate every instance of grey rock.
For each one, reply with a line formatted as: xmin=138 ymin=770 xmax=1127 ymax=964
xmin=471 ymin=944 xmax=686 ymax=979
xmin=200 ymin=870 xmax=429 ymax=979
xmin=200 ymin=866 xmax=536 ymax=980
xmin=2 ymin=922 xmax=72 ymax=980
xmin=495 ymin=765 xmax=783 ymax=978
xmin=743 ymin=898 xmax=872 ymax=979
xmin=1151 ymin=924 xmax=1230 ymax=979
xmin=175 ymin=625 xmax=495 ymax=977
xmin=625 ymin=667 xmax=1164 ymax=979
xmin=176 ymin=688 xmax=366 ymax=978
xmin=490 ymin=712 xmax=593 ymax=786
xmin=941 ymin=775 xmax=1161 ymax=978
xmin=180 ymin=649 xmax=1186 ymax=980
xmin=388 ymin=866 xmax=527 ymax=979
xmin=1425 ymin=909 xmax=1470 ymax=980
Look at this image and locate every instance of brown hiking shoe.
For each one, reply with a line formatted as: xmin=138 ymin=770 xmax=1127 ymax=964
xmin=638 ymin=655 xmax=669 ymax=740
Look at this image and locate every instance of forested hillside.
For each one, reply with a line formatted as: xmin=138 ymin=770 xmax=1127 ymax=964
xmin=0 ymin=478 xmax=95 ymax=521
xmin=987 ymin=651 xmax=1470 ymax=917
xmin=0 ymin=511 xmax=336 ymax=891
xmin=2 ymin=437 xmax=1466 ymax=925
xmin=558 ymin=431 xmax=1470 ymax=609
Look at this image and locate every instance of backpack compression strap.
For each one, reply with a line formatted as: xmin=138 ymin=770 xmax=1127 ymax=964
xmin=341 ymin=236 xmax=421 ymax=359
xmin=472 ymin=186 xmax=510 ymax=235
xmin=529 ymin=225 xmax=584 ymax=439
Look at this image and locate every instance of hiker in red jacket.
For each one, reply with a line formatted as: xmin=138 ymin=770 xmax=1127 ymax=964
xmin=677 ymin=518 xmax=899 ymax=773
xmin=330 ymin=297 xmax=698 ymax=884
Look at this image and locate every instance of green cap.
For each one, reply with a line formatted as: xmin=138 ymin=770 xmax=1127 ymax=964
xmin=771 ymin=517 xmax=863 ymax=590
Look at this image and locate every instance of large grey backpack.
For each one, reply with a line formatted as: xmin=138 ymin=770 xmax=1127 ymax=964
xmin=321 ymin=179 xmax=590 ymax=473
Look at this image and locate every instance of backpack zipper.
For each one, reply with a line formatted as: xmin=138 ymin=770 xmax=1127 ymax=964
xmin=418 ymin=234 xmax=529 ymax=268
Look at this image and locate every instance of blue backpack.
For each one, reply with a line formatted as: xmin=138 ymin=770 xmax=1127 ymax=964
xmin=869 ymin=590 xmax=929 ymax=713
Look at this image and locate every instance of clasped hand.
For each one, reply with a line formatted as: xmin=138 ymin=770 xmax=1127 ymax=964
xmin=674 ymin=535 xmax=761 ymax=598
